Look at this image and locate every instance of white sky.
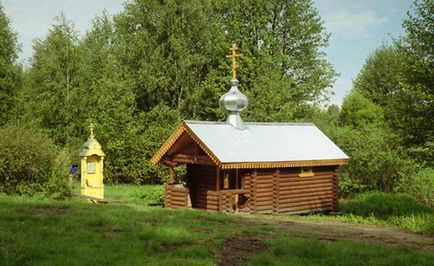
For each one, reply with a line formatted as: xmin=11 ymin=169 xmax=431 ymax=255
xmin=2 ymin=0 xmax=413 ymax=105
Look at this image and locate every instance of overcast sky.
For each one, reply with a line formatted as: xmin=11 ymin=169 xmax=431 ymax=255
xmin=2 ymin=0 xmax=413 ymax=105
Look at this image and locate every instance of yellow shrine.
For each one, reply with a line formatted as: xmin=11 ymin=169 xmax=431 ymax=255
xmin=80 ymin=124 xmax=105 ymax=199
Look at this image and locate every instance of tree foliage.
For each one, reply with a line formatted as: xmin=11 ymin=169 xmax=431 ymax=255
xmin=19 ymin=14 xmax=81 ymax=145
xmin=0 ymin=4 xmax=21 ymax=125
xmin=0 ymin=124 xmax=69 ymax=198
xmin=355 ymin=0 xmax=434 ymax=165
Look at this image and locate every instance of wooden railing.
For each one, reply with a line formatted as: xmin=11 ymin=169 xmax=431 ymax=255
xmin=218 ymin=189 xmax=249 ymax=213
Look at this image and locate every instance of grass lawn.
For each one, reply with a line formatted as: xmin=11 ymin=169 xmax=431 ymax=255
xmin=301 ymin=192 xmax=434 ymax=234
xmin=0 ymin=193 xmax=433 ymax=265
xmin=71 ymin=181 xmax=164 ymax=205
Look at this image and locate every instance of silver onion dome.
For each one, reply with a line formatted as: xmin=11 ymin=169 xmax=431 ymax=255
xmin=219 ymin=79 xmax=248 ymax=130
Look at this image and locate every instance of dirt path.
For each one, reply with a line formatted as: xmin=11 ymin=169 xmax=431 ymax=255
xmin=215 ymin=215 xmax=433 ymax=265
xmin=243 ymin=215 xmax=434 ymax=252
xmin=216 ymin=232 xmax=267 ymax=266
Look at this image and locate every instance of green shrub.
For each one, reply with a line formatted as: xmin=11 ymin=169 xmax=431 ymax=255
xmin=340 ymin=192 xmax=430 ymax=218
xmin=331 ymin=125 xmax=415 ymax=193
xmin=0 ymin=124 xmax=69 ymax=198
xmin=395 ymin=167 xmax=434 ymax=208
xmin=338 ymin=172 xmax=367 ymax=197
xmin=340 ymin=192 xmax=434 ymax=233
xmin=44 ymin=150 xmax=71 ymax=199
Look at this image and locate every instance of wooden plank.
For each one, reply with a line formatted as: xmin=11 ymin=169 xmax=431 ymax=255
xmin=279 ymin=186 xmax=333 ymax=195
xmin=273 ymin=169 xmax=279 ymax=213
xmin=279 ymin=177 xmax=334 ymax=186
xmin=279 ymin=183 xmax=333 ymax=191
xmin=332 ymin=166 xmax=340 ymax=212
xmin=216 ymin=167 xmax=221 ymax=192
xmin=280 ymin=189 xmax=333 ymax=199
xmin=256 ymin=201 xmax=273 ymax=207
xmin=256 ymin=183 xmax=274 ymax=189
xmin=170 ymin=195 xmax=187 ymax=202
xmin=256 ymin=192 xmax=273 ymax=198
xmin=280 ymin=207 xmax=331 ymax=215
xmin=256 ymin=205 xmax=274 ymax=211
xmin=278 ymin=191 xmax=334 ymax=201
xmin=206 ymin=195 xmax=218 ymax=201
xmin=279 ymin=202 xmax=333 ymax=212
xmin=206 ymin=205 xmax=219 ymax=211
xmin=279 ymin=198 xmax=333 ymax=208
xmin=256 ymin=188 xmax=274 ymax=194
xmin=251 ymin=170 xmax=257 ymax=214
xmin=207 ymin=191 xmax=219 ymax=196
xmin=223 ymin=171 xmax=229 ymax=189
xmin=255 ymin=178 xmax=274 ymax=185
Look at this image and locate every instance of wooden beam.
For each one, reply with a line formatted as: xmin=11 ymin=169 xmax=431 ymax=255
xmin=216 ymin=168 xmax=221 ymax=192
xmin=166 ymin=154 xmax=213 ymax=165
xmin=235 ymin=169 xmax=239 ymax=189
xmin=223 ymin=171 xmax=229 ymax=189
xmin=162 ymin=160 xmax=177 ymax=167
xmin=168 ymin=166 xmax=174 ymax=184
xmin=165 ymin=132 xmax=189 ymax=155
xmin=234 ymin=169 xmax=239 ymax=213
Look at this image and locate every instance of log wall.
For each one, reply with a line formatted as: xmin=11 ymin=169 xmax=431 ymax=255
xmin=252 ymin=169 xmax=275 ymax=214
xmin=165 ymin=185 xmax=189 ymax=209
xmin=165 ymin=164 xmax=339 ymax=214
xmin=249 ymin=166 xmax=338 ymax=214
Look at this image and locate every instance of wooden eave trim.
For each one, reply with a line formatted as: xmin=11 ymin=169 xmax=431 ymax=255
xmin=220 ymin=159 xmax=349 ymax=169
xmin=183 ymin=125 xmax=222 ymax=167
xmin=150 ymin=123 xmax=187 ymax=165
xmin=150 ymin=122 xmax=222 ymax=167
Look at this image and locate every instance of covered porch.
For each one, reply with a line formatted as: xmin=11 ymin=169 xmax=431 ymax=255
xmin=164 ymin=159 xmax=249 ymax=213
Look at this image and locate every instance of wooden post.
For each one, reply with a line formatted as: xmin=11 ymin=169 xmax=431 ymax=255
xmin=273 ymin=169 xmax=280 ymax=213
xmin=168 ymin=166 xmax=174 ymax=184
xmin=332 ymin=166 xmax=340 ymax=212
xmin=223 ymin=171 xmax=229 ymax=189
xmin=216 ymin=168 xmax=221 ymax=192
xmin=235 ymin=169 xmax=239 ymax=213
xmin=252 ymin=169 xmax=257 ymax=214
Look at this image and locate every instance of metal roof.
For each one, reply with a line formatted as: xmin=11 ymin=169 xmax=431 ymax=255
xmin=185 ymin=121 xmax=349 ymax=163
xmin=79 ymin=137 xmax=105 ymax=157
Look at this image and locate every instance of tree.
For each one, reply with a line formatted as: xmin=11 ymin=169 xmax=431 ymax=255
xmin=224 ymin=0 xmax=335 ymax=121
xmin=397 ymin=0 xmax=434 ymax=163
xmin=353 ymin=45 xmax=403 ymax=107
xmin=0 ymin=4 xmax=21 ymax=125
xmin=113 ymin=0 xmax=335 ymax=122
xmin=339 ymin=91 xmax=383 ymax=128
xmin=114 ymin=0 xmax=227 ymax=116
xmin=354 ymin=0 xmax=434 ymax=164
xmin=19 ymin=14 xmax=81 ymax=145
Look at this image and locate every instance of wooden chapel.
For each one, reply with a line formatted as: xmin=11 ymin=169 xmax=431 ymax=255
xmin=151 ymin=44 xmax=349 ymax=214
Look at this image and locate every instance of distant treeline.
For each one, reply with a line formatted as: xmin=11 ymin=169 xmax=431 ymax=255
xmin=0 ymin=0 xmax=432 ymax=205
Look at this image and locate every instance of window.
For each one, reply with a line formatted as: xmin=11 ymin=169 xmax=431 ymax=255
xmin=299 ymin=167 xmax=314 ymax=177
xmin=87 ymin=162 xmax=96 ymax=174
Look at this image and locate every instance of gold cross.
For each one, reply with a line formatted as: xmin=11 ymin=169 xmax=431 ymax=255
xmin=226 ymin=43 xmax=241 ymax=79
xmin=89 ymin=123 xmax=95 ymax=138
